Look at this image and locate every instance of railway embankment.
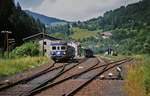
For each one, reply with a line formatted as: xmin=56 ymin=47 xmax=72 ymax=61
xmin=0 ymin=56 xmax=51 ymax=80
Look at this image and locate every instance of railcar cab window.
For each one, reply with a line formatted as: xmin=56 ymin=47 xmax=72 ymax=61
xmin=57 ymin=46 xmax=60 ymax=50
xmin=52 ymin=46 xmax=56 ymax=50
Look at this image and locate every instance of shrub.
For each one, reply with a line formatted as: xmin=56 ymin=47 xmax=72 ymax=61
xmin=10 ymin=42 xmax=40 ymax=58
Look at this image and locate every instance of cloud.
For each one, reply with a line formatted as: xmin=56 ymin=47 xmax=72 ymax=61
xmin=15 ymin=0 xmax=43 ymax=9
xmin=17 ymin=0 xmax=140 ymax=21
xmin=49 ymin=0 xmax=58 ymax=3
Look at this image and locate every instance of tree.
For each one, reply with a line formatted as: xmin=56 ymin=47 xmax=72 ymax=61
xmin=0 ymin=0 xmax=44 ymax=50
xmin=0 ymin=0 xmax=15 ymax=49
xmin=16 ymin=2 xmax=21 ymax=10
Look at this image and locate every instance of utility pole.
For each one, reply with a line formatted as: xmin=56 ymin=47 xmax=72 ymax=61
xmin=1 ymin=31 xmax=12 ymax=58
xmin=42 ymin=28 xmax=45 ymax=56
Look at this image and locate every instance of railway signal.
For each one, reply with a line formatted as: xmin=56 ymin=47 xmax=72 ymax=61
xmin=1 ymin=31 xmax=15 ymax=58
xmin=116 ymin=66 xmax=123 ymax=80
xmin=8 ymin=39 xmax=15 ymax=44
xmin=108 ymin=72 xmax=113 ymax=78
xmin=100 ymin=75 xmax=105 ymax=79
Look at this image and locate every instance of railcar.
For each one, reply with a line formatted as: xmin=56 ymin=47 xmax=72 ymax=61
xmin=84 ymin=49 xmax=94 ymax=58
xmin=50 ymin=42 xmax=75 ymax=62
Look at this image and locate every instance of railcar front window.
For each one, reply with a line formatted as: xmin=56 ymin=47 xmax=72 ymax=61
xmin=57 ymin=46 xmax=60 ymax=50
xmin=52 ymin=46 xmax=56 ymax=50
xmin=61 ymin=46 xmax=66 ymax=50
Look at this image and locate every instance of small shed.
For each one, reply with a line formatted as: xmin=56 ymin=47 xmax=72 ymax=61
xmin=23 ymin=33 xmax=61 ymax=56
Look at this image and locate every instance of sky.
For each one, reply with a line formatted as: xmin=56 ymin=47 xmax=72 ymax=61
xmin=15 ymin=0 xmax=140 ymax=21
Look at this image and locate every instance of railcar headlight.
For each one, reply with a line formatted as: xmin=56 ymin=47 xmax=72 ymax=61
xmin=51 ymin=52 xmax=55 ymax=55
xmin=56 ymin=51 xmax=60 ymax=55
xmin=63 ymin=52 xmax=66 ymax=55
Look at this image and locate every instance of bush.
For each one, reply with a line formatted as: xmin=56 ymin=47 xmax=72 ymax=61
xmin=10 ymin=42 xmax=40 ymax=58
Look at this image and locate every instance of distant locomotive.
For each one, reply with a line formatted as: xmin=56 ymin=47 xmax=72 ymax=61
xmin=50 ymin=42 xmax=75 ymax=62
xmin=84 ymin=49 xmax=94 ymax=58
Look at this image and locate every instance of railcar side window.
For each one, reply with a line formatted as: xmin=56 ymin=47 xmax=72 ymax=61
xmin=52 ymin=46 xmax=56 ymax=50
xmin=44 ymin=41 xmax=47 ymax=45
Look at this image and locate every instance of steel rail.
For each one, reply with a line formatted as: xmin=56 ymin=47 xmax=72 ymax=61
xmin=63 ymin=58 xmax=133 ymax=96
xmin=23 ymin=58 xmax=131 ymax=96
xmin=20 ymin=58 xmax=89 ymax=96
xmin=24 ymin=58 xmax=100 ymax=96
xmin=0 ymin=58 xmax=87 ymax=92
xmin=26 ymin=57 xmax=104 ymax=96
xmin=71 ymin=58 xmax=129 ymax=79
xmin=0 ymin=62 xmax=55 ymax=91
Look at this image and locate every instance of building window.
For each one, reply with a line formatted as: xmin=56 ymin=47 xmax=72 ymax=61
xmin=44 ymin=49 xmax=47 ymax=52
xmin=52 ymin=46 xmax=56 ymax=50
xmin=44 ymin=41 xmax=47 ymax=45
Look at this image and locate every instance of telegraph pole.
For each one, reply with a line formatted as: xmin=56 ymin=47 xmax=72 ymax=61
xmin=1 ymin=31 xmax=12 ymax=58
xmin=42 ymin=28 xmax=45 ymax=56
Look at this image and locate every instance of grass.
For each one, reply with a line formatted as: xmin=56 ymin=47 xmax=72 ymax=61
xmin=0 ymin=56 xmax=51 ymax=76
xmin=70 ymin=27 xmax=98 ymax=40
xmin=124 ymin=55 xmax=150 ymax=96
xmin=50 ymin=32 xmax=66 ymax=39
xmin=98 ymin=54 xmax=130 ymax=61
xmin=98 ymin=54 xmax=150 ymax=96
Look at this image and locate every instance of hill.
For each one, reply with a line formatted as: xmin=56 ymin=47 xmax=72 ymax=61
xmin=76 ymin=0 xmax=150 ymax=30
xmin=25 ymin=10 xmax=68 ymax=26
xmin=70 ymin=27 xmax=99 ymax=41
xmin=72 ymin=0 xmax=150 ymax=54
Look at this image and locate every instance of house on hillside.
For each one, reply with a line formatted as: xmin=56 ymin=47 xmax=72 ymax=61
xmin=101 ymin=32 xmax=112 ymax=39
xmin=23 ymin=33 xmax=61 ymax=56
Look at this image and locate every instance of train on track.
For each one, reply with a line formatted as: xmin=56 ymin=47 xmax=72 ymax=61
xmin=50 ymin=42 xmax=75 ymax=62
xmin=84 ymin=49 xmax=94 ymax=58
xmin=50 ymin=41 xmax=94 ymax=62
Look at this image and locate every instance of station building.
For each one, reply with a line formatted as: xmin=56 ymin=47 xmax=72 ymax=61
xmin=23 ymin=33 xmax=80 ymax=57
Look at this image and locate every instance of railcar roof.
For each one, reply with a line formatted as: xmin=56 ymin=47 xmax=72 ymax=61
xmin=50 ymin=43 xmax=67 ymax=46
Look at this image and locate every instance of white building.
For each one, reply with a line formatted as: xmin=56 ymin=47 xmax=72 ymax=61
xmin=23 ymin=33 xmax=61 ymax=56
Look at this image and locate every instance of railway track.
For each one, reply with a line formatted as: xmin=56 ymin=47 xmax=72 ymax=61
xmin=0 ymin=62 xmax=59 ymax=91
xmin=0 ymin=58 xmax=88 ymax=96
xmin=29 ymin=57 xmax=133 ymax=96
xmin=0 ymin=63 xmax=65 ymax=96
xmin=23 ymin=57 xmax=107 ymax=96
xmin=0 ymin=57 xmax=133 ymax=96
xmin=21 ymin=58 xmax=99 ymax=96
xmin=63 ymin=58 xmax=133 ymax=96
xmin=0 ymin=63 xmax=67 ymax=91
